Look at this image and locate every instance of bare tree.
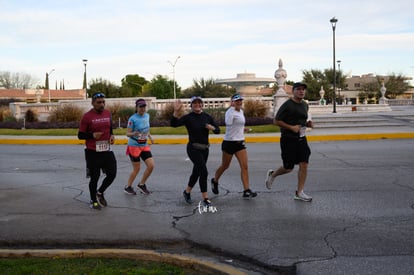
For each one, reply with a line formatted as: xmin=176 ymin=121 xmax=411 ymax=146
xmin=0 ymin=71 xmax=38 ymax=89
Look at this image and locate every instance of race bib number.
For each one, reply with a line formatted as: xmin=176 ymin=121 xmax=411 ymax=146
xmin=96 ymin=140 xmax=110 ymax=152
xmin=299 ymin=126 xmax=307 ymax=138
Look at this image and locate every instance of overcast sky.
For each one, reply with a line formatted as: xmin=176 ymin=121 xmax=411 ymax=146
xmin=1 ymin=0 xmax=413 ymax=90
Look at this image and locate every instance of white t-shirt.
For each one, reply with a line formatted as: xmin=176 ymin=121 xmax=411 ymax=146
xmin=224 ymin=107 xmax=245 ymax=141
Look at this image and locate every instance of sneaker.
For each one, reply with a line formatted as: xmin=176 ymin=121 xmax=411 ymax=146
xmin=243 ymin=189 xmax=258 ymax=198
xmin=183 ymin=190 xmax=193 ymax=204
xmin=294 ymin=190 xmax=313 ymax=202
xmin=265 ymin=169 xmax=275 ymax=190
xmin=211 ymin=178 xmax=219 ymax=195
xmin=203 ymin=198 xmax=212 ymax=207
xmin=124 ymin=186 xmax=137 ymax=195
xmin=96 ymin=192 xmax=107 ymax=207
xmin=137 ymin=184 xmax=150 ymax=195
xmin=90 ymin=201 xmax=101 ymax=210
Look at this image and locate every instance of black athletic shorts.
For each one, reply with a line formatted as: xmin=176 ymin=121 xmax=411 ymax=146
xmin=221 ymin=140 xmax=246 ymax=155
xmin=280 ymin=136 xmax=311 ymax=170
xmin=129 ymin=150 xmax=153 ymax=162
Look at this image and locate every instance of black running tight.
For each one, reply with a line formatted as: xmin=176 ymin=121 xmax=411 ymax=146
xmin=186 ymin=144 xmax=209 ymax=193
xmin=85 ymin=149 xmax=117 ymax=201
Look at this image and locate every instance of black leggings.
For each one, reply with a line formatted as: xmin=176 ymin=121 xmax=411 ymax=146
xmin=186 ymin=144 xmax=209 ymax=193
xmin=85 ymin=149 xmax=117 ymax=201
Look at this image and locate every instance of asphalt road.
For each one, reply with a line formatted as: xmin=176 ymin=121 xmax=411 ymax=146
xmin=1 ymin=140 xmax=414 ymax=274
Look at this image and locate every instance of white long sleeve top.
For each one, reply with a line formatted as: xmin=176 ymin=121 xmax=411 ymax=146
xmin=224 ymin=107 xmax=245 ymax=141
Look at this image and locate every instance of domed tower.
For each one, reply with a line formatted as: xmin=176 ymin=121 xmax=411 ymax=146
xmin=215 ymin=73 xmax=274 ymax=97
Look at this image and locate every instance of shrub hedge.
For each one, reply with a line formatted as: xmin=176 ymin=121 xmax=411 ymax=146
xmin=0 ymin=99 xmax=273 ymax=129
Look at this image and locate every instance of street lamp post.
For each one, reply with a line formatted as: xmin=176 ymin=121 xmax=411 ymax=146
xmin=337 ymin=60 xmax=341 ymax=104
xmin=330 ymin=17 xmax=338 ymax=113
xmin=82 ymin=59 xmax=88 ymax=94
xmin=167 ymin=56 xmax=180 ymax=99
xmin=46 ymin=69 xmax=55 ymax=102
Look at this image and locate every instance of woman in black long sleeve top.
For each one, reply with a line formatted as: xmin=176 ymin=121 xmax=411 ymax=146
xmin=171 ymin=96 xmax=220 ymax=207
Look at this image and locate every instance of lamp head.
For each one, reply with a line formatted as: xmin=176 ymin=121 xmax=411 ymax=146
xmin=330 ymin=17 xmax=338 ymax=29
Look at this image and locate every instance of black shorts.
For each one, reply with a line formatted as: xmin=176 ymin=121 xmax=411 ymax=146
xmin=129 ymin=151 xmax=153 ymax=162
xmin=280 ymin=136 xmax=311 ymax=170
xmin=221 ymin=140 xmax=246 ymax=155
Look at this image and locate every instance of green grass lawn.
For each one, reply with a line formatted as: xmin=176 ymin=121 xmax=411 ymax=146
xmin=0 ymin=257 xmax=192 ymax=275
xmin=0 ymin=125 xmax=279 ymax=136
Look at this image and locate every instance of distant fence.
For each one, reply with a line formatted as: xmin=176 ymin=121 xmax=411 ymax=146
xmin=8 ymin=97 xmax=413 ymax=122
xmin=388 ymin=99 xmax=414 ymax=106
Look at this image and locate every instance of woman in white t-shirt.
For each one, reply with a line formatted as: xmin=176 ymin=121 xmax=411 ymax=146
xmin=211 ymin=94 xmax=257 ymax=198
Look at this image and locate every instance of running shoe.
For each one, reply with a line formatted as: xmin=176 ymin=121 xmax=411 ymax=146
xmin=243 ymin=189 xmax=258 ymax=198
xmin=137 ymin=184 xmax=150 ymax=195
xmin=124 ymin=186 xmax=137 ymax=195
xmin=294 ymin=190 xmax=313 ymax=202
xmin=265 ymin=169 xmax=275 ymax=190
xmin=96 ymin=192 xmax=107 ymax=207
xmin=211 ymin=178 xmax=219 ymax=195
xmin=203 ymin=198 xmax=212 ymax=207
xmin=90 ymin=201 xmax=101 ymax=210
xmin=183 ymin=190 xmax=193 ymax=204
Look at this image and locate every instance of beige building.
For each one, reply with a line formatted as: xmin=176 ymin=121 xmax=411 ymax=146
xmin=0 ymin=88 xmax=86 ymax=103
xmin=339 ymin=74 xmax=413 ymax=104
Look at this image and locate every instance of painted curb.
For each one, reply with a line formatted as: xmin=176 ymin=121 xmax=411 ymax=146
xmin=1 ymin=133 xmax=414 ymax=145
xmin=0 ymin=248 xmax=246 ymax=275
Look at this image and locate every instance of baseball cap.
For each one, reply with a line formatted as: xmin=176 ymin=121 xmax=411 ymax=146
xmin=231 ymin=94 xmax=244 ymax=101
xmin=92 ymin=92 xmax=105 ymax=99
xmin=190 ymin=96 xmax=203 ymax=104
xmin=135 ymin=98 xmax=147 ymax=107
xmin=292 ymin=82 xmax=307 ymax=90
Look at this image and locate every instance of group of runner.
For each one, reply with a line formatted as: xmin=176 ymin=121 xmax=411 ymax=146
xmin=78 ymin=82 xmax=313 ymax=210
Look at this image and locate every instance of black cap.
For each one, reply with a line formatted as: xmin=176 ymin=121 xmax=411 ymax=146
xmin=292 ymin=82 xmax=307 ymax=90
xmin=92 ymin=92 xmax=105 ymax=99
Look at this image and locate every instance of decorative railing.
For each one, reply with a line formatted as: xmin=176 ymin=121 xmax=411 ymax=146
xmin=9 ymin=96 xmax=413 ymax=122
xmin=387 ymin=99 xmax=414 ymax=105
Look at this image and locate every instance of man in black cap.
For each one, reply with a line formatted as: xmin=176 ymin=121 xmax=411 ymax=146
xmin=78 ymin=92 xmax=117 ymax=210
xmin=265 ymin=82 xmax=314 ymax=202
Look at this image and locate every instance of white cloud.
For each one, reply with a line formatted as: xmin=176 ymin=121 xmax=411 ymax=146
xmin=1 ymin=0 xmax=413 ymax=89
